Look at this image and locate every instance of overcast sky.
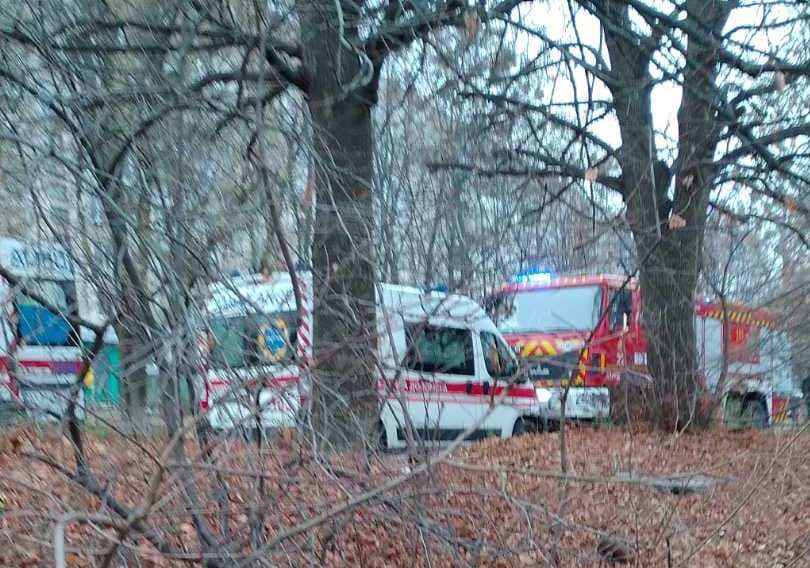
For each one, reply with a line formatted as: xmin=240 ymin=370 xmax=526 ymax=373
xmin=515 ymin=1 xmax=792 ymax=162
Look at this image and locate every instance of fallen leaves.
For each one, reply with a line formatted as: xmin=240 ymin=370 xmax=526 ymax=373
xmin=669 ymin=213 xmax=687 ymax=230
xmin=0 ymin=426 xmax=808 ymax=567
xmin=597 ymin=535 xmax=633 ymax=564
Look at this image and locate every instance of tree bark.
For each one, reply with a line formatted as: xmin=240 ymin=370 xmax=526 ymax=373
xmin=603 ymin=0 xmax=731 ymax=430
xmin=117 ymin=323 xmax=149 ymax=429
xmin=298 ymin=1 xmax=378 ymax=447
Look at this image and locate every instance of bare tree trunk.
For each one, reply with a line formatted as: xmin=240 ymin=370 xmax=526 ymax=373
xmin=298 ymin=1 xmax=378 ymax=446
xmin=117 ymin=322 xmax=149 ymax=429
xmin=603 ymin=0 xmax=730 ymax=430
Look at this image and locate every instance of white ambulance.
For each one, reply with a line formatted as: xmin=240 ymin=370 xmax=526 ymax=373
xmin=199 ymin=272 xmax=309 ymax=432
xmin=0 ymin=238 xmax=84 ymax=418
xmin=199 ymin=272 xmax=550 ymax=446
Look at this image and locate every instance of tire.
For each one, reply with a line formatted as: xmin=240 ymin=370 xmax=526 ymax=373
xmin=512 ymin=417 xmax=537 ymax=437
xmin=376 ymin=421 xmax=389 ymax=451
xmin=742 ymin=399 xmax=768 ymax=429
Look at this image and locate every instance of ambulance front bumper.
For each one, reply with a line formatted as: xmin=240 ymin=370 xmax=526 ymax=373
xmin=206 ymin=389 xmax=299 ymax=431
xmin=535 ymin=386 xmax=610 ymax=420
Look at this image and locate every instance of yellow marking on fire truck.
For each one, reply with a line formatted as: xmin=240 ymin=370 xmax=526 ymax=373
xmin=572 ymin=348 xmax=589 ymax=384
xmin=541 ymin=340 xmax=557 ymax=356
xmin=702 ymin=308 xmax=774 ymax=328
xmin=521 ymin=341 xmax=538 ymax=358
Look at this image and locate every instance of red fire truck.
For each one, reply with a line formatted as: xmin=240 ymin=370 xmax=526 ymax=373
xmin=488 ymin=269 xmax=793 ymax=427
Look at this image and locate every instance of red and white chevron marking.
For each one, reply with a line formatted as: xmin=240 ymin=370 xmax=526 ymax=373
xmin=296 ymin=278 xmax=311 ymax=368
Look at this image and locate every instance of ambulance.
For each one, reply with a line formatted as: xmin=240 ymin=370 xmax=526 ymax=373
xmin=0 ymin=238 xmax=84 ymax=418
xmin=198 ymin=272 xmax=551 ymax=445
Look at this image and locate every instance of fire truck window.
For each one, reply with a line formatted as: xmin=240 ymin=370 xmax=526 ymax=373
xmin=609 ymin=288 xmax=632 ymax=331
xmin=480 ymin=332 xmax=517 ymax=378
xmin=498 ymin=286 xmax=602 ymax=333
xmin=488 ymin=294 xmax=514 ymax=325
xmin=403 ymin=324 xmax=475 ymax=376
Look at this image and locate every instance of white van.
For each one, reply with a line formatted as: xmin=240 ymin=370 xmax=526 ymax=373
xmin=199 ymin=272 xmax=548 ymax=446
xmin=376 ymin=284 xmax=547 ymax=447
xmin=199 ymin=272 xmax=309 ymax=431
xmin=0 ymin=238 xmax=84 ymax=418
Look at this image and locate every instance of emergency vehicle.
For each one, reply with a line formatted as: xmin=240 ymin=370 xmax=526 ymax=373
xmin=198 ymin=272 xmax=310 ymax=431
xmin=696 ymin=302 xmax=792 ymax=427
xmin=488 ymin=269 xmax=794 ymax=426
xmin=199 ymin=272 xmax=551 ymax=445
xmin=0 ymin=238 xmax=84 ymax=418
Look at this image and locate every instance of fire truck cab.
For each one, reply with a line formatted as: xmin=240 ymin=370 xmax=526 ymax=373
xmin=489 ymin=269 xmax=793 ymax=427
xmin=489 ymin=271 xmax=636 ymax=422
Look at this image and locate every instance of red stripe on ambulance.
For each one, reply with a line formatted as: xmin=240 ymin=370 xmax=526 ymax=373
xmin=377 ymin=378 xmax=536 ymax=400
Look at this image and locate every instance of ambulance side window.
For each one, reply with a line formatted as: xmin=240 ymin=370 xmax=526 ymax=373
xmin=480 ymin=332 xmax=517 ymax=378
xmin=403 ymin=324 xmax=475 ymax=376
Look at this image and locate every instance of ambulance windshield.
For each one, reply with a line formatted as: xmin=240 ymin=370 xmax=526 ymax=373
xmin=209 ymin=311 xmax=297 ymax=369
xmin=16 ymin=279 xmax=77 ymax=347
xmin=496 ymin=285 xmax=602 ymax=334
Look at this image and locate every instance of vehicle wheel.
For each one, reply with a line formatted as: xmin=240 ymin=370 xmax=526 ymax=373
xmin=742 ymin=399 xmax=768 ymax=429
xmin=197 ymin=419 xmax=215 ymax=438
xmin=512 ymin=417 xmax=534 ymax=436
xmin=376 ymin=421 xmax=389 ymax=451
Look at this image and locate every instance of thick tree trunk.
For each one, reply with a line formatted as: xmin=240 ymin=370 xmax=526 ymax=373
xmin=298 ymin=2 xmax=378 ymax=447
xmin=640 ymin=256 xmax=702 ymax=429
xmin=118 ymin=323 xmax=149 ymax=430
xmin=603 ymin=0 xmax=730 ymax=430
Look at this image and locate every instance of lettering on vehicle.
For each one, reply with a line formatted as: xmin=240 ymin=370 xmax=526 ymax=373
xmin=379 ymin=379 xmax=449 ymax=394
xmin=633 ymin=352 xmax=647 ymax=366
xmin=212 ymin=289 xmax=293 ymax=313
xmin=580 ymin=391 xmax=609 ymax=408
xmin=557 ymin=339 xmax=585 ymax=352
xmin=399 ymin=379 xmax=449 ymax=393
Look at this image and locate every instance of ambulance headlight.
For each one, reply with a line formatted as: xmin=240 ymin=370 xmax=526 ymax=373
xmin=535 ymin=387 xmax=552 ymax=404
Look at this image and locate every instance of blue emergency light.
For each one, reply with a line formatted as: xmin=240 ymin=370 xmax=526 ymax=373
xmin=426 ymin=283 xmax=449 ymax=294
xmin=511 ymin=267 xmax=554 ymax=285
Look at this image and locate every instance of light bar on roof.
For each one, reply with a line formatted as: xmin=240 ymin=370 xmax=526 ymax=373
xmin=511 ymin=268 xmax=553 ymax=285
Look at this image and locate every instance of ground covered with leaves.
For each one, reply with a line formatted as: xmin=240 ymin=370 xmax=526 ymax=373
xmin=0 ymin=423 xmax=807 ymax=567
